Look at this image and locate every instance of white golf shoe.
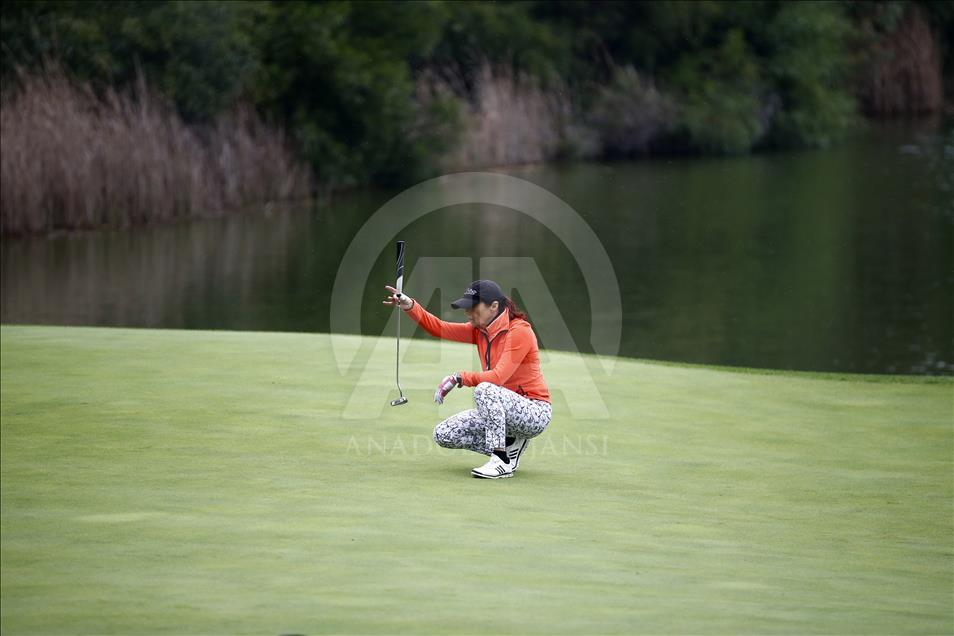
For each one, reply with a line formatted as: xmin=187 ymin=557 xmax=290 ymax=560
xmin=506 ymin=437 xmax=530 ymax=471
xmin=471 ymin=454 xmax=513 ymax=479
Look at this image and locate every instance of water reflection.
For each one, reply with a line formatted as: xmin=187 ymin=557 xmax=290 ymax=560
xmin=2 ymin=122 xmax=951 ymax=375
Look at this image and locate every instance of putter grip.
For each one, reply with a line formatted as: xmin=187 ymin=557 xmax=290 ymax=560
xmin=395 ymin=241 xmax=406 ymax=293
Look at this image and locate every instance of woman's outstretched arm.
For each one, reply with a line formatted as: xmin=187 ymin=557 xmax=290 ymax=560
xmin=383 ymin=286 xmax=475 ymax=344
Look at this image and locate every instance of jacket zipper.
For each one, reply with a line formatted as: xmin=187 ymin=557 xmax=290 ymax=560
xmin=483 ymin=330 xmax=508 ymax=370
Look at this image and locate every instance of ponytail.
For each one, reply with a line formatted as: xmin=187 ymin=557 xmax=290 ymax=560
xmin=501 ymin=296 xmax=528 ymax=322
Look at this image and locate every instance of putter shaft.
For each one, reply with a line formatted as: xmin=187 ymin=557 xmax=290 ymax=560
xmin=392 ymin=240 xmax=408 ymax=406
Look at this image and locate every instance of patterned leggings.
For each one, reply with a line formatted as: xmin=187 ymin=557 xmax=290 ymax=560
xmin=434 ymin=382 xmax=552 ymax=455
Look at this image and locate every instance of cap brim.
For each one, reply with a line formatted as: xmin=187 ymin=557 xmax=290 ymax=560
xmin=450 ymin=297 xmax=476 ymax=309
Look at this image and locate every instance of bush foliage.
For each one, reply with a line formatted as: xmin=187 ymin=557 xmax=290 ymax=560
xmin=2 ymin=0 xmax=950 ymax=189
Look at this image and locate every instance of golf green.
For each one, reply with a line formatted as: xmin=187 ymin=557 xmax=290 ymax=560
xmin=1 ymin=325 xmax=951 ymax=634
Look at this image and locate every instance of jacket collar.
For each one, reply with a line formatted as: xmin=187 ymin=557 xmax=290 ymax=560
xmin=482 ymin=308 xmax=512 ymax=340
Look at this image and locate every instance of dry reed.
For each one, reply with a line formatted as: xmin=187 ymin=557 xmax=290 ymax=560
xmin=0 ymin=72 xmax=311 ymax=236
xmin=861 ymin=5 xmax=943 ymax=116
xmin=436 ymin=65 xmax=597 ymax=171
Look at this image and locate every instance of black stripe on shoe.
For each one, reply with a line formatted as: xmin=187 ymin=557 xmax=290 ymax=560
xmin=509 ymin=438 xmax=530 ymax=470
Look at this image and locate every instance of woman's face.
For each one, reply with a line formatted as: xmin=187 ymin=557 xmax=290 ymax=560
xmin=464 ymin=300 xmax=500 ymax=329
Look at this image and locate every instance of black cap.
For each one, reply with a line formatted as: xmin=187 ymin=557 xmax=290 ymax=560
xmin=451 ymin=280 xmax=506 ymax=309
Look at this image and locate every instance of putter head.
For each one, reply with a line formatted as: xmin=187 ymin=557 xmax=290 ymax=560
xmin=390 ymin=396 xmax=408 ymax=407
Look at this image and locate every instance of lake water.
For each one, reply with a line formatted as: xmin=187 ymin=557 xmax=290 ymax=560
xmin=2 ymin=121 xmax=951 ymax=375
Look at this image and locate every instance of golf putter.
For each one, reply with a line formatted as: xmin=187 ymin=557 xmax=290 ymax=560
xmin=390 ymin=240 xmax=408 ymax=406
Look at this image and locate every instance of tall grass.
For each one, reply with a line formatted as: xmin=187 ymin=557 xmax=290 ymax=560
xmin=861 ymin=5 xmax=943 ymax=116
xmin=0 ymin=72 xmax=311 ymax=236
xmin=435 ymin=65 xmax=598 ymax=171
xmin=427 ymin=64 xmax=681 ymax=170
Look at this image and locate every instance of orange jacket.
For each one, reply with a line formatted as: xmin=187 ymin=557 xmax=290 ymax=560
xmin=404 ymin=300 xmax=551 ymax=403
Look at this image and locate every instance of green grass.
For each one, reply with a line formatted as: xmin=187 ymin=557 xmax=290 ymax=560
xmin=1 ymin=325 xmax=951 ymax=635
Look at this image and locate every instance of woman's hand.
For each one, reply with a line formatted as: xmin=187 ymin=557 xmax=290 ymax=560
xmin=434 ymin=373 xmax=462 ymax=404
xmin=382 ymin=285 xmax=413 ymax=310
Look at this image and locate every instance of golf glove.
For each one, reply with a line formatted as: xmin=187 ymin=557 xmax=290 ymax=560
xmin=434 ymin=373 xmax=462 ymax=404
xmin=383 ymin=285 xmax=414 ymax=310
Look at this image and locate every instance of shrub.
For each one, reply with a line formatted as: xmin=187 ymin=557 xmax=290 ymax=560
xmin=667 ymin=29 xmax=767 ymax=155
xmin=763 ymin=1 xmax=857 ymax=148
xmin=589 ymin=66 xmax=677 ymax=157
